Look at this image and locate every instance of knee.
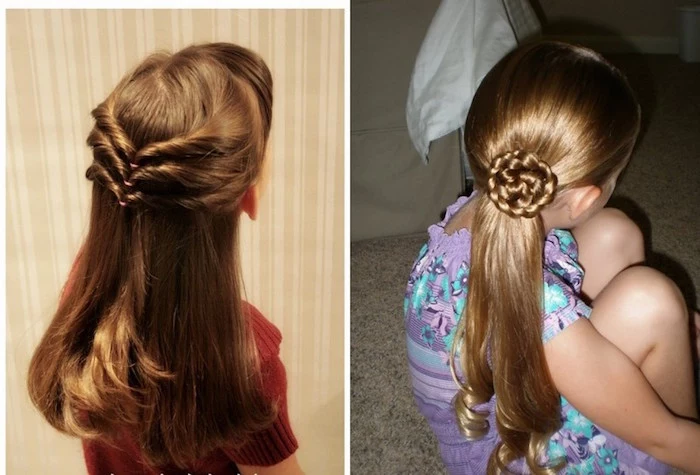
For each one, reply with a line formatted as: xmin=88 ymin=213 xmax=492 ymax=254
xmin=611 ymin=266 xmax=688 ymax=330
xmin=589 ymin=208 xmax=645 ymax=266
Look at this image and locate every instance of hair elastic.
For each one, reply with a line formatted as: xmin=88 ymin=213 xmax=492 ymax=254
xmin=118 ymin=200 xmax=127 ymax=207
xmin=124 ymin=179 xmax=133 ymax=187
xmin=129 ymin=163 xmax=139 ymax=169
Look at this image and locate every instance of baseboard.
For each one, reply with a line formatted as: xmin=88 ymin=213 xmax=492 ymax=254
xmin=543 ymin=35 xmax=679 ymax=55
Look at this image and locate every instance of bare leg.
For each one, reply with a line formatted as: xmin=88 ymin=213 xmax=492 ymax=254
xmin=587 ymin=266 xmax=697 ymax=418
xmin=572 ymin=208 xmax=697 ymax=418
xmin=572 ymin=208 xmax=645 ymax=301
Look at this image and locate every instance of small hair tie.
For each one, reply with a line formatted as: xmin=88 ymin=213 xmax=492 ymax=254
xmin=129 ymin=163 xmax=139 ymax=169
xmin=124 ymin=179 xmax=133 ymax=187
xmin=118 ymin=200 xmax=127 ymax=207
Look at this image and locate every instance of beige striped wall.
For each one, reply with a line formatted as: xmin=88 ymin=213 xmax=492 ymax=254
xmin=6 ymin=9 xmax=344 ymax=474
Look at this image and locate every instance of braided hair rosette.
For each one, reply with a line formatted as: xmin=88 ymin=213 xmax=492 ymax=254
xmin=486 ymin=150 xmax=557 ymax=219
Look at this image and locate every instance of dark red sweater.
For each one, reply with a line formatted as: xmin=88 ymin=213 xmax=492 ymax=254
xmin=81 ymin=303 xmax=298 ymax=475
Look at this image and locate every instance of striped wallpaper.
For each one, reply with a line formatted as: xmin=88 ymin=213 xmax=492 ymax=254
xmin=6 ymin=9 xmax=344 ymax=474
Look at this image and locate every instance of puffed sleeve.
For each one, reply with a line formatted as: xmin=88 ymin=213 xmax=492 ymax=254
xmin=541 ymin=229 xmax=592 ymax=344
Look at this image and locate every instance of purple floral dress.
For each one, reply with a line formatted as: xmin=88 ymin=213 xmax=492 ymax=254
xmin=404 ymin=193 xmax=670 ymax=475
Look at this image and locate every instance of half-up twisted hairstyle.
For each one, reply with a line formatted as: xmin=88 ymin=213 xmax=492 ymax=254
xmin=28 ymin=43 xmax=275 ymax=468
xmin=449 ymin=41 xmax=641 ymax=473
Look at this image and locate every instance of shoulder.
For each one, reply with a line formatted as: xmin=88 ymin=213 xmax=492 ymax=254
xmin=543 ymin=229 xmax=585 ymax=293
xmin=243 ymin=302 xmax=283 ymax=362
xmin=541 ymin=229 xmax=592 ymax=344
xmin=542 ymin=265 xmax=591 ymax=346
xmin=224 ymin=304 xmax=299 ymax=466
xmin=243 ymin=302 xmax=289 ymax=400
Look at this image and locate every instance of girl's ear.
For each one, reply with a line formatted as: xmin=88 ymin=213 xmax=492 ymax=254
xmin=568 ymin=185 xmax=602 ymax=221
xmin=240 ymin=185 xmax=259 ymax=221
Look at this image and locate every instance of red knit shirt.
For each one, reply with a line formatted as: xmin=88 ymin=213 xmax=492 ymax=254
xmin=81 ymin=303 xmax=298 ymax=474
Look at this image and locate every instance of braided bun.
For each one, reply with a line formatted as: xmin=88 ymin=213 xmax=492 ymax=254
xmin=486 ymin=150 xmax=557 ymax=218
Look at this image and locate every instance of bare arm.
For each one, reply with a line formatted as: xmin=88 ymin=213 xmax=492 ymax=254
xmin=238 ymin=454 xmax=304 ymax=475
xmin=544 ymin=318 xmax=700 ymax=473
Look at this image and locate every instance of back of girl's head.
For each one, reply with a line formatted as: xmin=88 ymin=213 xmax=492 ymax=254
xmin=87 ymin=42 xmax=272 ymax=212
xmin=466 ymin=41 xmax=640 ymax=200
xmin=28 ymin=43 xmax=275 ymax=468
xmin=450 ymin=41 xmax=640 ymax=474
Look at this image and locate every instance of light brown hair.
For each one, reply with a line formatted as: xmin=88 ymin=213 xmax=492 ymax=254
xmin=27 ymin=42 xmax=275 ymax=468
xmin=449 ymin=41 xmax=641 ymax=473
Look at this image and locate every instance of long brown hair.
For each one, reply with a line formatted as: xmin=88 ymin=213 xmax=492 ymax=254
xmin=449 ymin=41 xmax=641 ymax=473
xmin=27 ymin=43 xmax=275 ymax=468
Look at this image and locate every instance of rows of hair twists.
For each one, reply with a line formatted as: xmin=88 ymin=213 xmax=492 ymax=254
xmin=85 ymin=43 xmax=272 ymax=214
xmin=85 ymin=97 xmax=258 ymax=214
xmin=85 ymin=100 xmax=137 ymax=207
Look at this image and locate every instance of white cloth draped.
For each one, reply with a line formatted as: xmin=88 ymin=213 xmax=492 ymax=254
xmin=406 ymin=0 xmax=540 ymax=165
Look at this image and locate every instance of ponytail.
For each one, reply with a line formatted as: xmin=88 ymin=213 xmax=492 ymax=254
xmin=449 ymin=41 xmax=641 ymax=473
xmin=451 ymin=151 xmax=563 ymax=474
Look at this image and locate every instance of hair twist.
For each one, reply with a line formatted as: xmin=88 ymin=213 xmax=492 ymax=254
xmin=486 ymin=151 xmax=557 ymax=218
xmin=85 ymin=43 xmax=271 ymax=215
xmin=85 ymin=102 xmax=139 ymax=208
xmin=86 ymin=114 xmax=256 ymax=213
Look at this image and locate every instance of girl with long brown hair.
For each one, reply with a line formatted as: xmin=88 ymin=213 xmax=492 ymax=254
xmin=27 ymin=43 xmax=303 ymax=475
xmin=405 ymin=41 xmax=700 ymax=474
